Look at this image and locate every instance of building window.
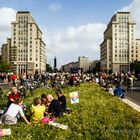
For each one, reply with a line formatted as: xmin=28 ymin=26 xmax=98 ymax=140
xmin=30 ymin=58 xmax=32 ymax=61
xmin=36 ymin=64 xmax=38 ymax=67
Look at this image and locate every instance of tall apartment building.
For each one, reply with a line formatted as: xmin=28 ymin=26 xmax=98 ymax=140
xmin=136 ymin=39 xmax=140 ymax=61
xmin=10 ymin=11 xmax=46 ymax=74
xmin=78 ymin=56 xmax=90 ymax=72
xmin=100 ymin=12 xmax=140 ymax=72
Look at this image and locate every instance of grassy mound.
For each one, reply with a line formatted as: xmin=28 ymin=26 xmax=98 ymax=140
xmin=0 ymin=83 xmax=140 ymax=140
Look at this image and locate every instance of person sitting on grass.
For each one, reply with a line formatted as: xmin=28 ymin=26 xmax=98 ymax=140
xmin=7 ymin=87 xmax=21 ymax=107
xmin=56 ymin=89 xmax=66 ymax=112
xmin=47 ymin=94 xmax=63 ymax=117
xmin=0 ymin=98 xmax=30 ymax=125
xmin=30 ymin=97 xmax=46 ymax=123
xmin=41 ymin=94 xmax=48 ymax=107
xmin=113 ymin=84 xmax=125 ymax=99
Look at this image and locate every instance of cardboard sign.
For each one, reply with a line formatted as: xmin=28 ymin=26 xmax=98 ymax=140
xmin=70 ymin=91 xmax=79 ymax=104
xmin=0 ymin=129 xmax=11 ymax=137
xmin=49 ymin=122 xmax=68 ymax=130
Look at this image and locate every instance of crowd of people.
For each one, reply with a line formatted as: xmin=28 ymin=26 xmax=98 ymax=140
xmin=0 ymin=85 xmax=67 ymax=125
xmin=0 ymin=71 xmax=138 ymax=125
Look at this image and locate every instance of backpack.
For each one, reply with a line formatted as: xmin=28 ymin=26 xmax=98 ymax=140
xmin=114 ymin=87 xmax=123 ymax=97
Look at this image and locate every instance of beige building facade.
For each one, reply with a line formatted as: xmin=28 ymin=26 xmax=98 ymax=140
xmin=100 ymin=12 xmax=140 ymax=73
xmin=62 ymin=62 xmax=79 ymax=73
xmin=61 ymin=56 xmax=99 ymax=73
xmin=1 ymin=38 xmax=11 ymax=64
xmin=136 ymin=39 xmax=140 ymax=61
xmin=10 ymin=11 xmax=46 ymax=74
xmin=78 ymin=56 xmax=90 ymax=73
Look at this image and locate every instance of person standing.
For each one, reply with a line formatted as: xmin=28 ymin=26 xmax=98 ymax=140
xmin=11 ymin=73 xmax=17 ymax=87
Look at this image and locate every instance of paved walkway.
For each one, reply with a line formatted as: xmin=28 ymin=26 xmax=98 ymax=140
xmin=122 ymin=98 xmax=140 ymax=112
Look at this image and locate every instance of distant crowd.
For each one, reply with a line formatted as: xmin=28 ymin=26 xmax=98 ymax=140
xmin=0 ymin=71 xmax=138 ymax=125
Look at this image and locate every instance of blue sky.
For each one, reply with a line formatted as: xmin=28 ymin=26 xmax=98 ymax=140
xmin=1 ymin=0 xmax=140 ymax=68
xmin=0 ymin=0 xmax=132 ymax=28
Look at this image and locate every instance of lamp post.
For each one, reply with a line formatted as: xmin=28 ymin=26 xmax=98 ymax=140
xmin=126 ymin=42 xmax=131 ymax=72
xmin=24 ymin=43 xmax=28 ymax=76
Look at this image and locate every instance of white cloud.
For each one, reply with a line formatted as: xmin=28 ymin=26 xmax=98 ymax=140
xmin=46 ymin=22 xmax=106 ymax=67
xmin=49 ymin=2 xmax=62 ymax=12
xmin=0 ymin=7 xmax=16 ymax=47
xmin=119 ymin=0 xmax=140 ymax=38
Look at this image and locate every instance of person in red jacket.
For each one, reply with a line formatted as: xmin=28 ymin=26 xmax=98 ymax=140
xmin=11 ymin=73 xmax=17 ymax=87
xmin=7 ymin=87 xmax=20 ymax=107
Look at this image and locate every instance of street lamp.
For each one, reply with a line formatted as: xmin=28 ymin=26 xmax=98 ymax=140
xmin=126 ymin=42 xmax=131 ymax=72
xmin=125 ymin=42 xmax=130 ymax=72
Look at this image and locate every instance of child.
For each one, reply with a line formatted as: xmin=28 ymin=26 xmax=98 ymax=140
xmin=30 ymin=97 xmax=46 ymax=123
xmin=0 ymin=99 xmax=30 ymax=125
xmin=41 ymin=94 xmax=48 ymax=107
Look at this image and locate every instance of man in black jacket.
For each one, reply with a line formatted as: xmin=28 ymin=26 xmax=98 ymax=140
xmin=56 ymin=89 xmax=66 ymax=112
xmin=47 ymin=94 xmax=62 ymax=117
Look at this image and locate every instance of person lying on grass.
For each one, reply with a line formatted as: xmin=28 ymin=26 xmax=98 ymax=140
xmin=0 ymin=98 xmax=30 ymax=125
xmin=30 ymin=97 xmax=46 ymax=123
xmin=47 ymin=94 xmax=63 ymax=117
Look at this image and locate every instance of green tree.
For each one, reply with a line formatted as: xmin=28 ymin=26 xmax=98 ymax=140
xmin=0 ymin=60 xmax=10 ymax=72
xmin=46 ymin=64 xmax=53 ymax=72
xmin=130 ymin=60 xmax=140 ymax=75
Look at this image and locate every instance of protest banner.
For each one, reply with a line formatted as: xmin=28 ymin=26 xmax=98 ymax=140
xmin=0 ymin=129 xmax=11 ymax=137
xmin=70 ymin=91 xmax=79 ymax=104
xmin=49 ymin=122 xmax=68 ymax=130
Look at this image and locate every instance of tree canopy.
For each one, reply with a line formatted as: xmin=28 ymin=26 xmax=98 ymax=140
xmin=0 ymin=60 xmax=10 ymax=72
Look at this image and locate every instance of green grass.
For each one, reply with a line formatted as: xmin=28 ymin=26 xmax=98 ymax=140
xmin=0 ymin=83 xmax=140 ymax=140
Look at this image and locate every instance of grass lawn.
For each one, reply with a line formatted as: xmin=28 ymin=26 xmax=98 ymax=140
xmin=0 ymin=83 xmax=140 ymax=140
